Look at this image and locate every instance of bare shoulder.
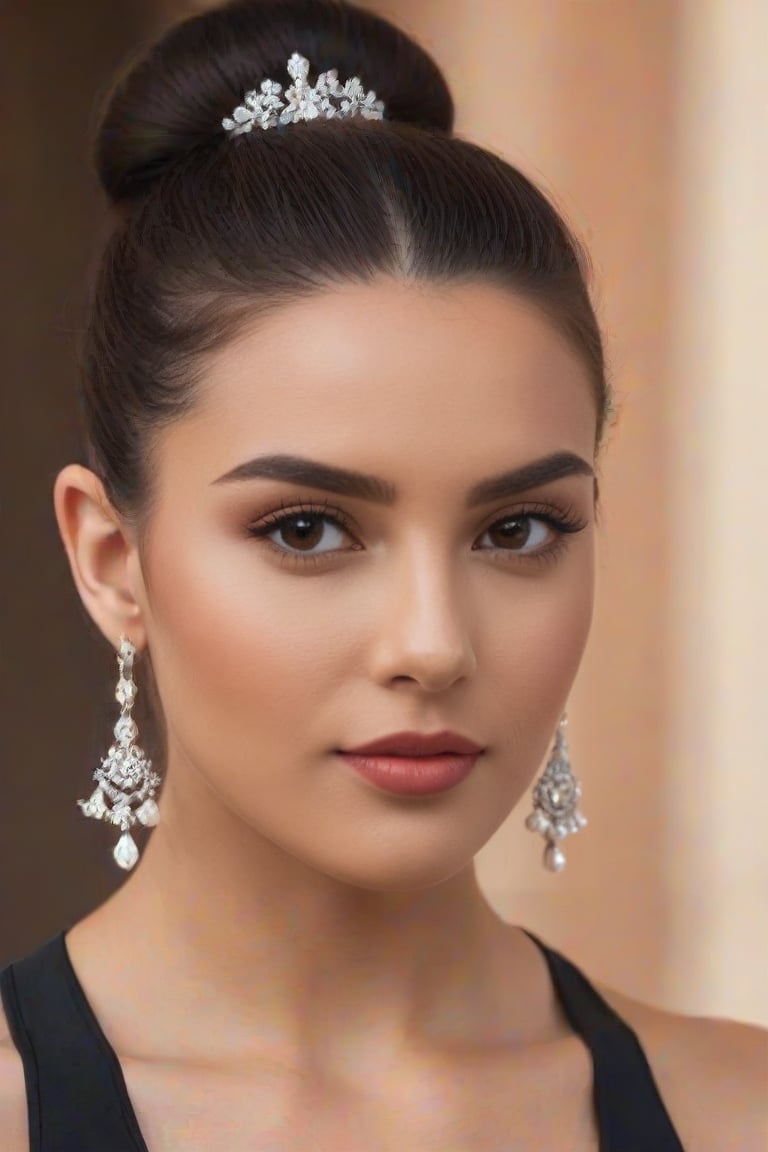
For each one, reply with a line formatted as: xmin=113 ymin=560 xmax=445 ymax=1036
xmin=598 ymin=980 xmax=768 ymax=1152
xmin=0 ymin=1004 xmax=28 ymax=1152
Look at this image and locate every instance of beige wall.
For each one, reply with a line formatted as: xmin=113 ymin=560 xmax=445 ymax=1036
xmin=358 ymin=0 xmax=767 ymax=1024
xmin=665 ymin=0 xmax=768 ymax=1023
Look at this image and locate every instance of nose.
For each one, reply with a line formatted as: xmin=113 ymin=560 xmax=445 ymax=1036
xmin=368 ymin=541 xmax=478 ymax=693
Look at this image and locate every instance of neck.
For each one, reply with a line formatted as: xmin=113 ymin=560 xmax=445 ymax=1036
xmin=69 ymin=759 xmax=556 ymax=1076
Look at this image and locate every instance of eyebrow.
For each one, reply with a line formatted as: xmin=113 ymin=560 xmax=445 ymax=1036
xmin=212 ymin=450 xmax=594 ymax=508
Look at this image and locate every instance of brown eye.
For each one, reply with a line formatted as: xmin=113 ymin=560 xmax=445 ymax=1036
xmin=277 ymin=514 xmax=320 ymax=551
xmin=480 ymin=516 xmax=552 ymax=553
xmin=271 ymin=513 xmax=348 ymax=553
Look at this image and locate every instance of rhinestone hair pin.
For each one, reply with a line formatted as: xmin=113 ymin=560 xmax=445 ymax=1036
xmin=222 ymin=51 xmax=386 ymax=135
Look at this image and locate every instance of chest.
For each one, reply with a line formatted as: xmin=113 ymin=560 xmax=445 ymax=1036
xmin=122 ymin=1039 xmax=598 ymax=1152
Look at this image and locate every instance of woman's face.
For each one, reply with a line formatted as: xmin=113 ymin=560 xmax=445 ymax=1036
xmin=130 ymin=277 xmax=597 ymax=891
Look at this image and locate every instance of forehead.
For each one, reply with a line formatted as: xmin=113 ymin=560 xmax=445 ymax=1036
xmin=162 ymin=278 xmax=597 ymax=484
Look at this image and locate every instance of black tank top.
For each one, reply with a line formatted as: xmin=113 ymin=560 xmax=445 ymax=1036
xmin=0 ymin=928 xmax=686 ymax=1151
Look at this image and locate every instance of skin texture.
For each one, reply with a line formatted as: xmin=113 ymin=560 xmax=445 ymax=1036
xmin=1 ymin=278 xmax=765 ymax=1150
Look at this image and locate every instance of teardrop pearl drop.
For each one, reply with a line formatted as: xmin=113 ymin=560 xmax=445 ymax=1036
xmin=113 ymin=832 xmax=139 ymax=871
xmin=544 ymin=843 xmax=566 ymax=872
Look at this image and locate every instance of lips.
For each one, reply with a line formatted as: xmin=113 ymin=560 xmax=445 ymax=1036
xmin=340 ymin=730 xmax=485 ymax=757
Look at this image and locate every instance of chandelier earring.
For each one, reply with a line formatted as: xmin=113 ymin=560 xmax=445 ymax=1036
xmin=525 ymin=713 xmax=587 ymax=872
xmin=78 ymin=636 xmax=161 ymax=871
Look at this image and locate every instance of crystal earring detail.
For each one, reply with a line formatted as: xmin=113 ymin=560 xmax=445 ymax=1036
xmin=525 ymin=713 xmax=587 ymax=872
xmin=78 ymin=636 xmax=161 ymax=871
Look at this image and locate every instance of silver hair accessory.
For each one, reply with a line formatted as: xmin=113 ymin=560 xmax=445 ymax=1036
xmin=222 ymin=51 xmax=386 ymax=135
xmin=78 ymin=636 xmax=161 ymax=871
xmin=525 ymin=713 xmax=587 ymax=872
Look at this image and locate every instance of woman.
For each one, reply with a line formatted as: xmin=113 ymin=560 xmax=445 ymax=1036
xmin=1 ymin=0 xmax=765 ymax=1148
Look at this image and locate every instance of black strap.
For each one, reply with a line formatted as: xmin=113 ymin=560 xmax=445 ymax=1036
xmin=0 ymin=933 xmax=147 ymax=1152
xmin=523 ymin=930 xmax=686 ymax=1151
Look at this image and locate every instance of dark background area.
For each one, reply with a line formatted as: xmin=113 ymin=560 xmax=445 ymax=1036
xmin=0 ymin=2 xmax=165 ymax=965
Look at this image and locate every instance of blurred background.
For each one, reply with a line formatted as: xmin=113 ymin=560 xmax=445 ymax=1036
xmin=1 ymin=1 xmax=766 ymax=1025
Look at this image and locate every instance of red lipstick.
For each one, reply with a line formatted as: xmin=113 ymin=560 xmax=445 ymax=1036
xmin=337 ymin=730 xmax=484 ymax=796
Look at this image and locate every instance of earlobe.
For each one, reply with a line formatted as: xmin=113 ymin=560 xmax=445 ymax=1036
xmin=52 ymin=464 xmax=147 ymax=650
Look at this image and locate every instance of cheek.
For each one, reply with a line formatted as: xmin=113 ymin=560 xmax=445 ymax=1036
xmin=480 ymin=547 xmax=594 ymax=772
xmin=503 ymin=564 xmax=594 ymax=690
xmin=142 ymin=523 xmax=341 ymax=759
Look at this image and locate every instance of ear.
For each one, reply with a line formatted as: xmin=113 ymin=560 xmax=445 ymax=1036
xmin=53 ymin=464 xmax=148 ymax=651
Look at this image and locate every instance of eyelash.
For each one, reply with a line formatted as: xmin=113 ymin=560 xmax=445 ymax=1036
xmin=245 ymin=497 xmax=588 ymax=572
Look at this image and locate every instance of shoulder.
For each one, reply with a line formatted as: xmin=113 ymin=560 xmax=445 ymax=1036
xmin=598 ymin=981 xmax=768 ymax=1152
xmin=0 ymin=991 xmax=29 ymax=1152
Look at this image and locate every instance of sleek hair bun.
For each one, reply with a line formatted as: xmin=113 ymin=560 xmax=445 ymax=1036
xmin=96 ymin=0 xmax=454 ymax=205
xmin=82 ymin=0 xmax=609 ymax=555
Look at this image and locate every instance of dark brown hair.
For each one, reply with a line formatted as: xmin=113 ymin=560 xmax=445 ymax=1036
xmin=82 ymin=0 xmax=609 ymax=530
